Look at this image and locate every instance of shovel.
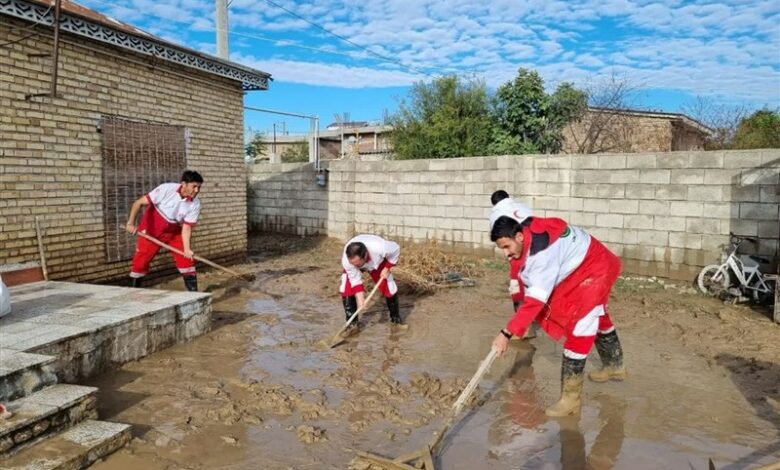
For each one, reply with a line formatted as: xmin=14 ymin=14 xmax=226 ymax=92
xmin=324 ymin=277 xmax=385 ymax=348
xmin=129 ymin=229 xmax=256 ymax=282
xmin=357 ymin=346 xmax=500 ymax=469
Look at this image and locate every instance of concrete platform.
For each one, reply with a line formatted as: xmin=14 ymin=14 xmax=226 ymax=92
xmin=1 ymin=420 xmax=131 ymax=470
xmin=1 ymin=281 xmax=212 ymax=384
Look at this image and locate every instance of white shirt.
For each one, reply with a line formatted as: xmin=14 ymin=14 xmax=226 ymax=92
xmin=490 ymin=197 xmax=533 ymax=229
xmin=342 ymin=234 xmax=401 ymax=289
xmin=147 ymin=183 xmax=201 ymax=226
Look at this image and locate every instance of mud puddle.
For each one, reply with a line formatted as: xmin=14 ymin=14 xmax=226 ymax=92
xmin=88 ymin=238 xmax=778 ymax=469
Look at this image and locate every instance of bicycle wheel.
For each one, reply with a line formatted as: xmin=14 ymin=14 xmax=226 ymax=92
xmin=697 ymin=265 xmax=732 ymax=296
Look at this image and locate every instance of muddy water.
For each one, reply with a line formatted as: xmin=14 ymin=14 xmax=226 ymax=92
xmin=88 ymin=268 xmax=778 ymax=470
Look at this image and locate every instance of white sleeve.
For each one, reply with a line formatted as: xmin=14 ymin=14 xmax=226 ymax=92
xmin=520 ymin=248 xmax=563 ymax=304
xmin=384 ymin=240 xmax=401 ymax=265
xmin=342 ymin=253 xmax=363 ymax=287
xmin=184 ymin=200 xmax=201 ymax=225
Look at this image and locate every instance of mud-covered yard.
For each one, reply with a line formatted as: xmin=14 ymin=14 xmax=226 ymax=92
xmin=88 ymin=235 xmax=779 ymax=470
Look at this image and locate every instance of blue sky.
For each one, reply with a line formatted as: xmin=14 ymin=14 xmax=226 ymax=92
xmin=80 ymin=0 xmax=779 ymax=135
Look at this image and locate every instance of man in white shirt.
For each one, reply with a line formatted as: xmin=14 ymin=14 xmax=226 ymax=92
xmin=125 ymin=171 xmax=203 ymax=291
xmin=340 ymin=234 xmax=403 ymax=324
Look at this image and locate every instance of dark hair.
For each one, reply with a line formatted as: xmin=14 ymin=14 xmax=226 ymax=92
xmin=490 ymin=190 xmax=510 ymax=206
xmin=181 ymin=170 xmax=204 ymax=183
xmin=490 ymin=216 xmax=523 ymax=242
xmin=346 ymin=242 xmax=367 ymax=260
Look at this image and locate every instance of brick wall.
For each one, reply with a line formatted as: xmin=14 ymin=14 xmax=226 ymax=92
xmin=248 ymin=150 xmax=780 ymax=281
xmin=1 ymin=20 xmax=248 ymax=283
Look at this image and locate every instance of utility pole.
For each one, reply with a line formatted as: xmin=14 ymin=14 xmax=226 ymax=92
xmin=216 ymin=0 xmax=229 ymax=60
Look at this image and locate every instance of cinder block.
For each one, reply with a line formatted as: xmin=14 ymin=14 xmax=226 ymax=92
xmin=685 ymin=218 xmax=722 ymax=235
xmin=583 ymin=170 xmax=612 ymax=184
xmin=570 ymin=212 xmax=596 ymax=227
xmin=609 ymin=199 xmax=639 ymax=214
xmin=670 ymin=201 xmax=704 ymax=217
xmin=671 ymin=169 xmax=705 ymax=185
xmin=637 ymin=230 xmax=669 ymax=247
xmin=687 ymin=185 xmax=723 ymax=201
xmin=609 ymin=170 xmax=640 ymax=184
xmin=624 ymin=214 xmax=653 ymax=230
xmin=701 ymin=234 xmax=729 ymax=251
xmin=625 ymin=184 xmax=656 ymax=200
xmin=740 ymin=203 xmax=779 ymax=220
xmin=702 ymin=202 xmax=732 ymax=219
xmin=669 ymin=232 xmax=702 ymax=249
xmin=598 ymin=155 xmax=626 ymax=169
xmin=596 ymin=213 xmax=623 ymax=228
xmin=690 ymin=152 xmax=724 ymax=168
xmin=758 ymin=221 xmax=779 ymax=238
xmin=657 ymin=153 xmax=689 ymax=169
xmin=626 ymin=153 xmax=657 ymax=169
xmin=723 ymin=151 xmax=764 ymax=169
xmin=653 ymin=216 xmax=686 ymax=232
xmin=639 ymin=200 xmax=670 ymax=216
xmin=639 ymin=169 xmax=671 ymax=184
xmin=583 ymin=199 xmax=609 ymax=213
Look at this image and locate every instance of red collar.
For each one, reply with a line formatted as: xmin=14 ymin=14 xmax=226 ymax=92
xmin=177 ymin=184 xmax=194 ymax=202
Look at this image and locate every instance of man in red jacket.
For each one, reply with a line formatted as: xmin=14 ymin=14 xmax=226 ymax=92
xmin=490 ymin=215 xmax=627 ymax=417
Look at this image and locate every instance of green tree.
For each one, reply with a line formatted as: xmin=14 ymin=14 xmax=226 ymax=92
xmin=245 ymin=132 xmax=268 ymax=160
xmin=389 ymin=76 xmax=494 ymax=159
xmin=732 ymin=109 xmax=780 ymax=149
xmin=281 ymin=142 xmax=310 ymax=163
xmin=490 ymin=68 xmax=587 ymax=154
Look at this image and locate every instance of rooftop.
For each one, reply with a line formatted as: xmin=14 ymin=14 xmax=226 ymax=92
xmin=1 ymin=0 xmax=271 ymax=90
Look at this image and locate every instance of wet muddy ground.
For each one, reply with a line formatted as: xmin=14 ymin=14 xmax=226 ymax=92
xmin=88 ymin=235 xmax=779 ymax=470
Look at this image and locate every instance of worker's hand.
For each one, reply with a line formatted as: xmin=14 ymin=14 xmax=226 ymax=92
xmin=492 ymin=332 xmax=510 ymax=356
xmin=125 ymin=223 xmax=137 ymax=234
xmin=183 ymin=249 xmax=194 ymax=259
xmin=380 ymin=267 xmax=390 ymax=280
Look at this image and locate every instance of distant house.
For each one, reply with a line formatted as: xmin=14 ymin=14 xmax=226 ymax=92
xmin=262 ymin=123 xmax=394 ymax=162
xmin=1 ymin=0 xmax=271 ymax=283
xmin=562 ymin=107 xmax=713 ymax=154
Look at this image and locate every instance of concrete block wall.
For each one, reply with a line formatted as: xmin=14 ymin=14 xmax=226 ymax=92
xmin=247 ymin=162 xmax=329 ymax=236
xmin=1 ymin=20 xmax=248 ymax=282
xmin=248 ymin=150 xmax=779 ymax=281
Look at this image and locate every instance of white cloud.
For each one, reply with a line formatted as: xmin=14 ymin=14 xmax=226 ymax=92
xmin=81 ymin=0 xmax=780 ymax=105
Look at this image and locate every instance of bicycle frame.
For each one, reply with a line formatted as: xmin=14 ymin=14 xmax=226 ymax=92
xmin=714 ymin=241 xmax=773 ymax=294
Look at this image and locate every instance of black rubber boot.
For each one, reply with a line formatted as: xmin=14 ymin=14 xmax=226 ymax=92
xmin=386 ymin=294 xmax=403 ymax=324
xmin=183 ymin=275 xmax=198 ymax=292
xmin=342 ymin=296 xmax=358 ymax=322
xmin=589 ymin=330 xmax=627 ymax=382
xmin=131 ymin=277 xmax=143 ymax=288
xmin=546 ymin=356 xmax=586 ymax=417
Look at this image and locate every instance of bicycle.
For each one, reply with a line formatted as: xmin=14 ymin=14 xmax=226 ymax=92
xmin=697 ymin=233 xmax=776 ymax=305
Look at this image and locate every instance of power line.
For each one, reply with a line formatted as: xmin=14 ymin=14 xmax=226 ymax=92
xmin=256 ymin=0 xmax=438 ymax=78
xmin=77 ymin=0 xmax=398 ymax=63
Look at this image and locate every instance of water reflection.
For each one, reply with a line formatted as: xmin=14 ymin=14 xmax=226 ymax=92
xmin=560 ymin=395 xmax=626 ymax=470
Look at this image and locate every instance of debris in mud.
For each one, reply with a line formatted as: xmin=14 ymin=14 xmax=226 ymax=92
xmin=394 ymin=240 xmax=482 ymax=293
xmin=220 ymin=435 xmax=239 ymax=445
xmin=296 ymin=425 xmax=328 ymax=443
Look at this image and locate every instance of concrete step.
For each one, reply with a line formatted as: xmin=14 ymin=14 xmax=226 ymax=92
xmin=0 ymin=420 xmax=131 ymax=470
xmin=0 ymin=384 xmax=98 ymax=457
xmin=0 ymin=350 xmax=57 ymax=402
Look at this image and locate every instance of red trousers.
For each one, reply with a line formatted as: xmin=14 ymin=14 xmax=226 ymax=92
xmin=340 ymin=260 xmax=398 ymax=298
xmin=130 ymin=233 xmax=195 ymax=278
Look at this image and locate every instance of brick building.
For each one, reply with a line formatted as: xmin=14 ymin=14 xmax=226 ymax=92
xmin=562 ymin=107 xmax=713 ymax=154
xmin=1 ymin=0 xmax=271 ymax=283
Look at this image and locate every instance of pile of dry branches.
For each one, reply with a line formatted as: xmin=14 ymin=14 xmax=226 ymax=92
xmin=392 ymin=240 xmax=482 ymax=294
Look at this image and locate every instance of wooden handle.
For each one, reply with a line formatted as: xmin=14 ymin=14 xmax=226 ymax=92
xmin=130 ymin=228 xmax=243 ymax=278
xmin=428 ymin=347 xmax=499 ymax=453
xmin=35 ymin=217 xmax=49 ymax=281
xmin=328 ymin=277 xmax=386 ymax=345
